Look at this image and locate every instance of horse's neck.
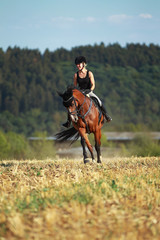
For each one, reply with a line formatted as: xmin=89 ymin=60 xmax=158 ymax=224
xmin=73 ymin=90 xmax=85 ymax=105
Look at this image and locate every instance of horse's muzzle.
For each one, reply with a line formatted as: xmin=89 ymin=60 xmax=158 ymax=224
xmin=70 ymin=115 xmax=78 ymax=123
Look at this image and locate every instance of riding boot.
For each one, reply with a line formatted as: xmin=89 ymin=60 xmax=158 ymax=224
xmin=101 ymin=104 xmax=112 ymax=122
xmin=62 ymin=113 xmax=71 ymax=128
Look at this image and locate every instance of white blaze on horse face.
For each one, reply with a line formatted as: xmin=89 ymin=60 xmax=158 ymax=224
xmin=70 ymin=114 xmax=78 ymax=122
xmin=68 ymin=105 xmax=78 ymax=122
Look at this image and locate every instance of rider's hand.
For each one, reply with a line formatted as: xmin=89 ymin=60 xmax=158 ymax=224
xmin=85 ymin=89 xmax=91 ymax=94
xmin=85 ymin=89 xmax=91 ymax=97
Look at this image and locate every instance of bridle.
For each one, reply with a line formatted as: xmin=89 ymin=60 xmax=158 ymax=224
xmin=64 ymin=94 xmax=92 ymax=118
xmin=63 ymin=93 xmax=92 ymax=132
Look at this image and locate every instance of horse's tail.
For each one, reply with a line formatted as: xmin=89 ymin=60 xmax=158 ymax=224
xmin=55 ymin=127 xmax=79 ymax=144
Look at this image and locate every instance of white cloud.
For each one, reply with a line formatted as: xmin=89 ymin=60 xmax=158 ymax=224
xmin=51 ymin=16 xmax=98 ymax=25
xmin=108 ymin=14 xmax=132 ymax=24
xmin=84 ymin=17 xmax=96 ymax=23
xmin=139 ymin=13 xmax=152 ymax=19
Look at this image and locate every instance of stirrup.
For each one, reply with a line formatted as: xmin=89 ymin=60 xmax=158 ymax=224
xmin=106 ymin=115 xmax=112 ymax=122
xmin=62 ymin=120 xmax=71 ymax=128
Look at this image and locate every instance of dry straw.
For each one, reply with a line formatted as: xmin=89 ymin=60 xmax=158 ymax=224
xmin=0 ymin=157 xmax=160 ymax=239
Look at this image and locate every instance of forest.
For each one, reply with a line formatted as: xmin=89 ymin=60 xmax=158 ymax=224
xmin=0 ymin=42 xmax=160 ymax=136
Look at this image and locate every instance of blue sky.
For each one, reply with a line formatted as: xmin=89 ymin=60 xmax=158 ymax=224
xmin=0 ymin=0 xmax=160 ymax=53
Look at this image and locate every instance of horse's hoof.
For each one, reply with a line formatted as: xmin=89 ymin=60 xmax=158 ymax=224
xmin=97 ymin=156 xmax=102 ymax=163
xmin=97 ymin=160 xmax=102 ymax=164
xmin=84 ymin=159 xmax=90 ymax=164
xmin=92 ymin=159 xmax=96 ymax=163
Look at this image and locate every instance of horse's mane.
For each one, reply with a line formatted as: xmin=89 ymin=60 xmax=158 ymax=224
xmin=62 ymin=85 xmax=84 ymax=107
xmin=66 ymin=85 xmax=84 ymax=94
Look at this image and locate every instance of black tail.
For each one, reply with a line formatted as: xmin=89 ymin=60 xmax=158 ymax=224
xmin=55 ymin=127 xmax=79 ymax=144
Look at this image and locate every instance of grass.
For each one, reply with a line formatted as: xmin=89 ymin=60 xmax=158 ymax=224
xmin=0 ymin=157 xmax=160 ymax=239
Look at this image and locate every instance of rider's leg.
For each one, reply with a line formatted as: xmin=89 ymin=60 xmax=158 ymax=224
xmin=88 ymin=91 xmax=112 ymax=122
xmin=62 ymin=112 xmax=71 ymax=128
xmin=101 ymin=104 xmax=112 ymax=122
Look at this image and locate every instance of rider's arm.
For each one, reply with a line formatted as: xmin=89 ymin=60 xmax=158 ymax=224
xmin=73 ymin=73 xmax=77 ymax=86
xmin=89 ymin=71 xmax=95 ymax=91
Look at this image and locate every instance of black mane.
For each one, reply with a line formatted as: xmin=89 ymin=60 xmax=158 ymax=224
xmin=61 ymin=85 xmax=84 ymax=107
xmin=61 ymin=85 xmax=74 ymax=107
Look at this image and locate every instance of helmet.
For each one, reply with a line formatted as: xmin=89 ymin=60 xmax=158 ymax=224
xmin=75 ymin=56 xmax=87 ymax=65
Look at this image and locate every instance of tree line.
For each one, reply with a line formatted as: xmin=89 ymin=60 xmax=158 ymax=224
xmin=0 ymin=43 xmax=160 ymax=136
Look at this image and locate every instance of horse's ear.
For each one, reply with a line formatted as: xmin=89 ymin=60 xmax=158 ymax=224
xmin=57 ymin=91 xmax=63 ymax=98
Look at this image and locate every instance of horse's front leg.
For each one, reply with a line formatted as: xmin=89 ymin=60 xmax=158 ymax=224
xmin=81 ymin=137 xmax=90 ymax=164
xmin=94 ymin=129 xmax=102 ymax=163
xmin=79 ymin=128 xmax=95 ymax=163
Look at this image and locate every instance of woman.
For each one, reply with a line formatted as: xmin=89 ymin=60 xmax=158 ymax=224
xmin=63 ymin=56 xmax=112 ymax=128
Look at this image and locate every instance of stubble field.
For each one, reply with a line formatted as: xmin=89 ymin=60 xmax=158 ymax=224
xmin=0 ymin=156 xmax=160 ymax=240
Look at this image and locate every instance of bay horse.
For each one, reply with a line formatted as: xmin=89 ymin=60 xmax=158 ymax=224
xmin=56 ymin=86 xmax=105 ymax=164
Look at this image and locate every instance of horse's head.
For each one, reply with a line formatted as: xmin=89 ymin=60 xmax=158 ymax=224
xmin=58 ymin=86 xmax=79 ymax=123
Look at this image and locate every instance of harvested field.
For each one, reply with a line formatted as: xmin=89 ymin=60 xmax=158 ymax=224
xmin=0 ymin=157 xmax=160 ymax=239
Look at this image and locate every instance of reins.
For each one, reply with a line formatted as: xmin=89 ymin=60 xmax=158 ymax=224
xmin=69 ymin=95 xmax=91 ymax=117
xmin=68 ymin=93 xmax=92 ymax=133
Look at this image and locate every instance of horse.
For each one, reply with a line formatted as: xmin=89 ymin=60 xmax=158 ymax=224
xmin=55 ymin=86 xmax=105 ymax=164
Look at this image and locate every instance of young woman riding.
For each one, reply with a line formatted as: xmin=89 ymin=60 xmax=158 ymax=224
xmin=63 ymin=56 xmax=112 ymax=128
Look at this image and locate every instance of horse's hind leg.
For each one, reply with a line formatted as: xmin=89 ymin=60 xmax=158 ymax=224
xmin=94 ymin=129 xmax=102 ymax=163
xmin=81 ymin=137 xmax=89 ymax=163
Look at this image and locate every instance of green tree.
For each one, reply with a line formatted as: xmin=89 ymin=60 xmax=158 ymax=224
xmin=0 ymin=131 xmax=10 ymax=159
xmin=6 ymin=132 xmax=29 ymax=159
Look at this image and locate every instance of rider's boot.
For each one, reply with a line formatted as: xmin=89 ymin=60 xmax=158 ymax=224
xmin=62 ymin=114 xmax=71 ymax=128
xmin=101 ymin=104 xmax=112 ymax=122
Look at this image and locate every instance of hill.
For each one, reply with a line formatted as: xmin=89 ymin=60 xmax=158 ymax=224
xmin=0 ymin=43 xmax=160 ymax=135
